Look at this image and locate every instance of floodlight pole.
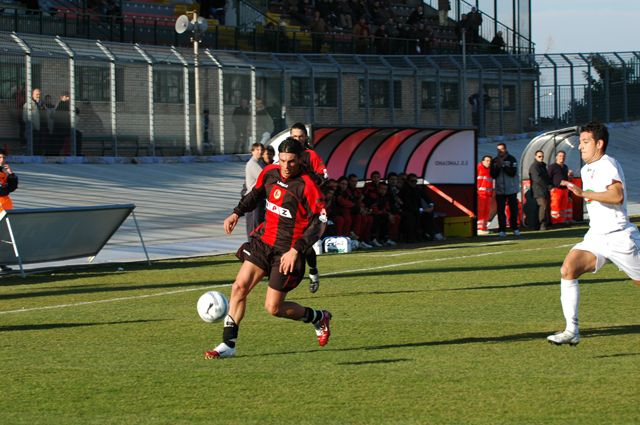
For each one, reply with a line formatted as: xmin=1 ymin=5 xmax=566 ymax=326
xmin=192 ymin=12 xmax=203 ymax=156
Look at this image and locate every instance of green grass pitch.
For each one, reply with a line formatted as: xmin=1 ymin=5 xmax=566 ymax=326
xmin=1 ymin=225 xmax=639 ymax=424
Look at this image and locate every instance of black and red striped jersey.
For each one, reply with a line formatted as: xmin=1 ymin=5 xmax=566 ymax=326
xmin=234 ymin=164 xmax=325 ymax=254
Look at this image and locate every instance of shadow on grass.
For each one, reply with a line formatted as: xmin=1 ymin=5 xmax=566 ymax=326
xmin=337 ymin=358 xmax=413 ymax=366
xmin=0 ymin=279 xmax=231 ymax=301
xmin=244 ymin=325 xmax=640 ymax=358
xmin=0 ymin=319 xmax=168 ymax=332
xmin=593 ymin=352 xmax=640 ymax=359
xmin=0 ymin=258 xmax=239 ymax=287
xmin=324 ymin=261 xmax=566 ymax=281
xmin=443 ymin=277 xmax=623 ymax=291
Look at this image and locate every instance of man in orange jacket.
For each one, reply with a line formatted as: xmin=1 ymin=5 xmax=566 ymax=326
xmin=0 ymin=149 xmax=18 ymax=272
xmin=548 ymin=150 xmax=572 ymax=224
xmin=476 ymin=155 xmax=494 ymax=235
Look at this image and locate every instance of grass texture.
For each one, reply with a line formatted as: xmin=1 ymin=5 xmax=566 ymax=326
xmin=1 ymin=225 xmax=639 ymax=425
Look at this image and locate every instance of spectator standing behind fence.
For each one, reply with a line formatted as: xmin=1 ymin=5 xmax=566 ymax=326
xmin=490 ymin=31 xmax=506 ymax=53
xmin=491 ymin=142 xmax=520 ymax=237
xmin=529 ymin=150 xmax=552 ymax=231
xmin=203 ymin=108 xmax=210 ymax=146
xmin=548 ymin=150 xmax=573 ymax=225
xmin=13 ymin=85 xmax=26 ymax=148
xmin=438 ymin=0 xmax=450 ymax=26
xmin=255 ymin=98 xmax=274 ymax=144
xmin=467 ymin=7 xmax=483 ymax=46
xmin=309 ymin=10 xmax=327 ymax=53
xmin=22 ymin=88 xmax=45 ymax=155
xmin=0 ymin=149 xmax=18 ymax=272
xmin=353 ymin=17 xmax=372 ymax=54
xmin=243 ymin=143 xmax=265 ymax=238
xmin=232 ymin=99 xmax=249 ymax=146
xmin=53 ymin=92 xmax=82 ymax=156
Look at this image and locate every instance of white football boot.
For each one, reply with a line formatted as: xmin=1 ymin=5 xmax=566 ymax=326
xmin=204 ymin=342 xmax=236 ymax=359
xmin=547 ymin=330 xmax=580 ymax=346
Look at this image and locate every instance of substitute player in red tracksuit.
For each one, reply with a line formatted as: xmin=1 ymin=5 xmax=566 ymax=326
xmin=476 ymin=155 xmax=494 ymax=234
xmin=289 ymin=122 xmax=328 ymax=293
xmin=205 ymin=138 xmax=331 ymax=359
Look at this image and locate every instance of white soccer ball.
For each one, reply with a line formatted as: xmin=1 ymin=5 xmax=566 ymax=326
xmin=197 ymin=291 xmax=229 ymax=323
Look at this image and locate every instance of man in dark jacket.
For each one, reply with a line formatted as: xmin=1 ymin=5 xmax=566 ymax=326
xmin=491 ymin=142 xmax=520 ymax=236
xmin=529 ymin=150 xmax=552 ymax=230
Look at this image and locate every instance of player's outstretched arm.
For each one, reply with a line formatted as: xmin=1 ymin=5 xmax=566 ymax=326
xmin=224 ymin=213 xmax=239 ymax=235
xmin=562 ymin=179 xmax=624 ymax=205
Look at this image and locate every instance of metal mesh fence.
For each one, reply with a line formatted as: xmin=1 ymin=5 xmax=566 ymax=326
xmin=1 ymin=31 xmax=638 ymax=157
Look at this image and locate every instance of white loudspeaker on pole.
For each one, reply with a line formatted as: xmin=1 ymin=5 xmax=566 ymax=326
xmin=175 ymin=12 xmax=208 ymax=155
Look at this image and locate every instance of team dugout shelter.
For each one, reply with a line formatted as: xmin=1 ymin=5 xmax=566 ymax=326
xmin=269 ymin=126 xmax=478 ymax=237
xmin=520 ymin=127 xmax=584 ymax=228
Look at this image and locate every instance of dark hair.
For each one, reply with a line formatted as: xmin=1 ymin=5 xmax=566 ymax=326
xmin=386 ymin=172 xmax=398 ymax=179
xmin=0 ymin=149 xmax=6 ymax=156
xmin=278 ymin=137 xmax=303 ymax=155
xmin=535 ymin=150 xmax=544 ymax=156
xmin=264 ymin=145 xmax=275 ymax=154
xmin=251 ymin=142 xmax=264 ymax=150
xmin=579 ymin=121 xmax=609 ymax=152
xmin=481 ymin=155 xmax=492 ymax=161
xmin=290 ymin=122 xmax=308 ymax=136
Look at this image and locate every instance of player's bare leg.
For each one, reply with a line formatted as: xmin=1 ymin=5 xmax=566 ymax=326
xmin=548 ymin=249 xmax=597 ymax=346
xmin=264 ymin=286 xmax=332 ymax=347
xmin=205 ymin=261 xmax=265 ymax=359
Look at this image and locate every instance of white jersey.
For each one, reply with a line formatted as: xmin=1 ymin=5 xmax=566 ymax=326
xmin=581 ymin=154 xmax=631 ymax=234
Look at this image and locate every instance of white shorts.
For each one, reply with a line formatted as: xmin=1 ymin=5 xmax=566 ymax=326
xmin=572 ymin=224 xmax=640 ymax=280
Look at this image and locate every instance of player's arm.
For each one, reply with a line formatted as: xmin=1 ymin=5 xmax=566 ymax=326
xmin=233 ymin=166 xmax=275 ymax=217
xmin=307 ymin=150 xmax=328 ymax=180
xmin=294 ymin=178 xmax=326 ymax=255
xmin=561 ymin=179 xmax=624 ymax=205
xmin=225 ymin=167 xmax=272 ymax=234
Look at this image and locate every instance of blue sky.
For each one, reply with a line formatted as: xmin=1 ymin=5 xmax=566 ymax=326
xmin=532 ymin=0 xmax=640 ymax=53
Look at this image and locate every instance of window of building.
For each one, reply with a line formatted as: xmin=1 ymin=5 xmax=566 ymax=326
xmin=421 ymin=81 xmax=459 ymax=109
xmin=0 ymin=62 xmax=41 ymax=101
xmin=291 ymin=77 xmax=337 ymax=107
xmin=359 ymin=79 xmax=402 ymax=108
xmin=484 ymin=84 xmax=516 ymax=111
xmin=224 ymin=74 xmax=250 ymax=106
xmin=76 ymin=66 xmax=124 ymax=102
xmin=154 ymin=69 xmax=194 ymax=104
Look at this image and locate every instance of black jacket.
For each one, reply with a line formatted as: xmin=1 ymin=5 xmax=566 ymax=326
xmin=529 ymin=161 xmax=551 ymax=198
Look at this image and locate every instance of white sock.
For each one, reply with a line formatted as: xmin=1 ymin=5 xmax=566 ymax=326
xmin=560 ymin=278 xmax=580 ymax=334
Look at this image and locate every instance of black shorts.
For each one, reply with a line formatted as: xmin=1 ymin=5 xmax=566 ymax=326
xmin=235 ymin=238 xmax=306 ymax=292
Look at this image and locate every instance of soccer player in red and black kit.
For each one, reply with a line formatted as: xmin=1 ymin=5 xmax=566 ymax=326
xmin=289 ymin=122 xmax=328 ymax=293
xmin=205 ymin=138 xmax=331 ymax=359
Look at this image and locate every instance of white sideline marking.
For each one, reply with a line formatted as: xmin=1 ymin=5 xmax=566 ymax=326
xmin=0 ymin=243 xmax=574 ymax=315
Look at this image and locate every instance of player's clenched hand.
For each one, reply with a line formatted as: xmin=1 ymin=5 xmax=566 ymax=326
xmin=224 ymin=213 xmax=239 ymax=234
xmin=560 ymin=180 xmax=582 ymax=197
xmin=279 ymin=248 xmax=298 ymax=275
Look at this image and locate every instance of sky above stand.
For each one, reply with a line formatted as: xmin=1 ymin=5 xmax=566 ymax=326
xmin=531 ymin=0 xmax=640 ymax=53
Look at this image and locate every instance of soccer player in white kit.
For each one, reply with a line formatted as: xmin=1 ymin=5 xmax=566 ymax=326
xmin=547 ymin=122 xmax=640 ymax=346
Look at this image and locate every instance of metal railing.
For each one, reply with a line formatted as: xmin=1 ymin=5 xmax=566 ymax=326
xmin=0 ymin=7 xmax=532 ymax=55
xmin=0 ymin=31 xmax=637 ymax=158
